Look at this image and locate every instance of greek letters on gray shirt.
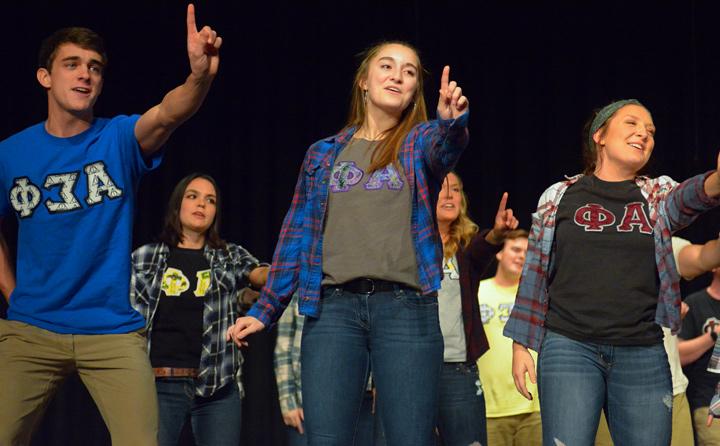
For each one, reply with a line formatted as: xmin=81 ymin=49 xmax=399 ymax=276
xmin=322 ymin=138 xmax=419 ymax=289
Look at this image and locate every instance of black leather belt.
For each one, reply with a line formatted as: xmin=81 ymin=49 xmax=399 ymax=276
xmin=330 ymin=278 xmax=403 ymax=294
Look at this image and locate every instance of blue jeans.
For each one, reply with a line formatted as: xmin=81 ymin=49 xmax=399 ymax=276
xmin=436 ymin=362 xmax=487 ymax=446
xmin=538 ymin=330 xmax=672 ymax=446
xmin=301 ymin=286 xmax=443 ymax=446
xmin=155 ymin=378 xmax=242 ymax=446
xmin=286 ymin=391 xmax=385 ymax=446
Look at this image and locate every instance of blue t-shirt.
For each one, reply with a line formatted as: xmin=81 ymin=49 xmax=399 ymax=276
xmin=0 ymin=115 xmax=161 ymax=334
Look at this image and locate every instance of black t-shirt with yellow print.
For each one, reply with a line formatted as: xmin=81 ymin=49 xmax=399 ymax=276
xmin=150 ymin=247 xmax=211 ymax=368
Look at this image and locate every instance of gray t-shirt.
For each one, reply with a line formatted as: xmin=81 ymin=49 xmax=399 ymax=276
xmin=438 ymin=255 xmax=467 ymax=362
xmin=322 ymin=138 xmax=420 ymax=289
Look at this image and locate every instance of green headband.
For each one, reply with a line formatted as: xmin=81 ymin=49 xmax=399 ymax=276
xmin=588 ymin=99 xmax=643 ymax=148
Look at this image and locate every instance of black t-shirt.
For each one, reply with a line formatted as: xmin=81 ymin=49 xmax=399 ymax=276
xmin=150 ymin=247 xmax=211 ymax=368
xmin=680 ymin=289 xmax=720 ymax=410
xmin=545 ymin=175 xmax=662 ymax=345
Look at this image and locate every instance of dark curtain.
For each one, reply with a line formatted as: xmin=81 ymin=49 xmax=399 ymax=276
xmin=2 ymin=1 xmax=720 ymax=444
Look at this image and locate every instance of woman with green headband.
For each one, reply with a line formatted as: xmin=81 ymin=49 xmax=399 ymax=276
xmin=503 ymin=99 xmax=720 ymax=445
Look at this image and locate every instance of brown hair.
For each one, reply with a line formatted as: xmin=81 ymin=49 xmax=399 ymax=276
xmin=38 ymin=27 xmax=108 ymax=72
xmin=581 ymin=102 xmax=654 ymax=176
xmin=441 ymin=172 xmax=479 ymax=259
xmin=158 ymin=173 xmax=226 ymax=250
xmin=502 ymin=229 xmax=529 ymax=245
xmin=344 ymin=41 xmax=429 ymax=173
xmin=581 ymin=109 xmax=607 ymax=175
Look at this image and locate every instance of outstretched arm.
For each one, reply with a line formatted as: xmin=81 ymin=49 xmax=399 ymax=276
xmin=134 ymin=4 xmax=222 ymax=155
xmin=678 ymin=239 xmax=720 ymax=280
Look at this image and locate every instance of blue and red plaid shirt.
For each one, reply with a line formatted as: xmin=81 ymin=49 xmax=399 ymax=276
xmin=504 ymin=171 xmax=720 ymax=352
xmin=248 ymin=114 xmax=469 ymax=326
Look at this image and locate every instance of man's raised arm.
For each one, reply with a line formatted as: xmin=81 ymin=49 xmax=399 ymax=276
xmin=134 ymin=3 xmax=222 ymax=155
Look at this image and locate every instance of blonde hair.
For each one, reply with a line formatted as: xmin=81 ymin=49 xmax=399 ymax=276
xmin=344 ymin=41 xmax=429 ymax=173
xmin=442 ymin=172 xmax=479 ymax=259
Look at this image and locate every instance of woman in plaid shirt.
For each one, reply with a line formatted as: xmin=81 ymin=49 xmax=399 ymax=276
xmin=505 ymin=99 xmax=720 ymax=446
xmin=131 ymin=173 xmax=268 ymax=446
xmin=227 ymin=42 xmax=469 ymax=445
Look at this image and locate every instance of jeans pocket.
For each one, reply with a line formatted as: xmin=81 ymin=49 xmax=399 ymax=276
xmin=393 ymin=289 xmax=438 ymax=309
xmin=321 ymin=287 xmax=344 ymax=300
xmin=541 ymin=329 xmax=560 ymax=348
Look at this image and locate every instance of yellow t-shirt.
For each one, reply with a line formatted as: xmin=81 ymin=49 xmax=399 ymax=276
xmin=477 ymin=278 xmax=540 ymax=417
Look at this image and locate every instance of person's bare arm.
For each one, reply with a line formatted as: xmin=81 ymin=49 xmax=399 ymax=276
xmin=703 ymin=152 xmax=720 ymax=197
xmin=511 ymin=342 xmax=537 ymax=400
xmin=0 ymin=219 xmax=16 ymax=302
xmin=678 ymin=329 xmax=718 ymax=366
xmin=248 ymin=266 xmax=269 ymax=289
xmin=134 ymin=4 xmax=222 ymax=155
xmin=678 ymin=240 xmax=720 ymax=280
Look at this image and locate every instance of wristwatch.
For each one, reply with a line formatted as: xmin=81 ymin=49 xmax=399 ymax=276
xmin=711 ymin=330 xmax=718 ymax=343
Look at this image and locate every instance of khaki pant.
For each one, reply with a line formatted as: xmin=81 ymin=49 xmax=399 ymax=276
xmin=0 ymin=320 xmax=158 ymax=446
xmin=595 ymin=392 xmax=693 ymax=446
xmin=487 ymin=411 xmax=542 ymax=446
xmin=693 ymin=407 xmax=720 ymax=446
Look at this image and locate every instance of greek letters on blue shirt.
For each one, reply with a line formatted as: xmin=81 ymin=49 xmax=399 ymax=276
xmin=0 ymin=115 xmax=161 ymax=334
xmin=8 ymin=161 xmax=123 ymax=218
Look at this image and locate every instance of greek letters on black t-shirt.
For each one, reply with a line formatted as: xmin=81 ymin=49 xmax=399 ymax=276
xmin=150 ymin=247 xmax=211 ymax=368
xmin=545 ymin=175 xmax=662 ymax=345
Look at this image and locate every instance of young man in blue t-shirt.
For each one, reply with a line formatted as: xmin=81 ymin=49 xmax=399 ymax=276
xmin=0 ymin=5 xmax=222 ymax=445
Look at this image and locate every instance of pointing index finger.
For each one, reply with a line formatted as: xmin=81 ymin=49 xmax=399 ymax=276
xmin=497 ymin=192 xmax=508 ymax=213
xmin=440 ymin=65 xmax=450 ymax=93
xmin=187 ymin=3 xmax=197 ymax=35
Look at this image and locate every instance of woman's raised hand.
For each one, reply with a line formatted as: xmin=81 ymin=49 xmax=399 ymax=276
xmin=487 ymin=192 xmax=519 ymax=245
xmin=437 ymin=65 xmax=469 ymax=120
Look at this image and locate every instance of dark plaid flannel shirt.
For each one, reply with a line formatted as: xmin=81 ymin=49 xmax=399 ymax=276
xmin=504 ymin=171 xmax=720 ymax=352
xmin=131 ymin=242 xmax=260 ymax=397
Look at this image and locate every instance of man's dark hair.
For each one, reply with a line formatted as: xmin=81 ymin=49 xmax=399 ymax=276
xmin=38 ymin=27 xmax=108 ymax=71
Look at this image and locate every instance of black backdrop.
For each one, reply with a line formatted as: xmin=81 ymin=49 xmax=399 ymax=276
xmin=3 ymin=1 xmax=720 ymax=445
